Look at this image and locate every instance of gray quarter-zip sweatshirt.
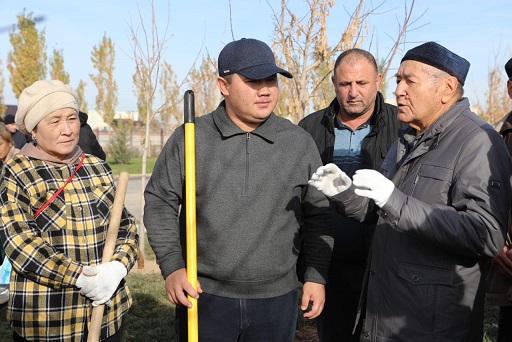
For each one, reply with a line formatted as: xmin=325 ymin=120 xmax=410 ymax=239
xmin=144 ymin=102 xmax=333 ymax=298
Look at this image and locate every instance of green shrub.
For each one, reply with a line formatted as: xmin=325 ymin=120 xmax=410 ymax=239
xmin=108 ymin=120 xmax=137 ymax=164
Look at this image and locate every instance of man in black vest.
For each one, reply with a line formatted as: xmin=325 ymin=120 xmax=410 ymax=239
xmin=299 ymin=48 xmax=401 ymax=342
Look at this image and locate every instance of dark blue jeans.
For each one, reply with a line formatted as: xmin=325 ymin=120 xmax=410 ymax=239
xmin=175 ymin=290 xmax=299 ymax=342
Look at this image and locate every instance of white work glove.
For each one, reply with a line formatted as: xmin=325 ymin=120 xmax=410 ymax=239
xmin=78 ymin=261 xmax=127 ymax=306
xmin=309 ymin=163 xmax=352 ymax=197
xmin=76 ymin=267 xmax=97 ymax=289
xmin=352 ymin=169 xmax=394 ymax=207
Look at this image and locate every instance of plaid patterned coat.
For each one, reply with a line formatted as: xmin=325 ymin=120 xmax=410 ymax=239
xmin=0 ymin=152 xmax=138 ymax=341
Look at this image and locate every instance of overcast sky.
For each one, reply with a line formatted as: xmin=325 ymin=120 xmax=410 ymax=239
xmin=1 ymin=0 xmax=511 ymax=113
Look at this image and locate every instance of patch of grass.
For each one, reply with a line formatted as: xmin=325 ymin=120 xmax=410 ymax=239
xmin=0 ymin=303 xmax=10 ymax=340
xmin=141 ymin=236 xmax=156 ymax=261
xmin=123 ymin=272 xmax=175 ymax=342
xmin=484 ymin=304 xmax=499 ymax=342
xmin=106 ymin=156 xmax=157 ymax=177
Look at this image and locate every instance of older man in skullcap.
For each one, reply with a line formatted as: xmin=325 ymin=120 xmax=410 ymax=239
xmin=309 ymin=42 xmax=512 ymax=341
xmin=0 ymin=80 xmax=138 ymax=341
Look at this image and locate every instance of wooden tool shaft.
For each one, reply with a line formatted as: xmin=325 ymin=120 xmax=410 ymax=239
xmin=87 ymin=171 xmax=130 ymax=342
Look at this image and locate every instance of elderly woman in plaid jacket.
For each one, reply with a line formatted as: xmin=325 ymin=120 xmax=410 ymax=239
xmin=0 ymin=80 xmax=138 ymax=342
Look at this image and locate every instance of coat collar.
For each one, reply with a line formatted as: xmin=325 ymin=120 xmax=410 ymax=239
xmin=421 ymin=97 xmax=469 ymax=140
xmin=212 ymin=100 xmax=278 ymax=143
xmin=323 ymin=92 xmax=387 ymax=130
xmin=400 ymin=98 xmax=470 ymax=164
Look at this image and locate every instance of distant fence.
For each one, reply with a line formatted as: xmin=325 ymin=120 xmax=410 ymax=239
xmin=95 ymin=127 xmax=176 ymax=158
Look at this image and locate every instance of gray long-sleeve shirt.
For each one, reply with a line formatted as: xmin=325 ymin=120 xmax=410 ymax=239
xmin=144 ymin=102 xmax=333 ymax=299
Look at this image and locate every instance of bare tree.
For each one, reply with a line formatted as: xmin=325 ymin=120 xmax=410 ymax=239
xmin=159 ymin=61 xmax=182 ymax=127
xmin=269 ymin=0 xmax=366 ymax=121
xmin=475 ymin=54 xmax=512 ymax=124
xmin=187 ymin=55 xmax=219 ymax=117
xmin=7 ymin=10 xmax=47 ymax=98
xmin=49 ymin=48 xmax=70 ymax=84
xmin=76 ymin=79 xmax=88 ymax=113
xmin=0 ymin=60 xmax=6 ymax=117
xmin=132 ymin=62 xmax=153 ymax=127
xmin=373 ymin=0 xmax=426 ymax=95
xmin=129 ymin=0 xmax=172 ymax=266
xmin=90 ymin=34 xmax=118 ymax=125
xmin=269 ymin=0 xmax=423 ymax=122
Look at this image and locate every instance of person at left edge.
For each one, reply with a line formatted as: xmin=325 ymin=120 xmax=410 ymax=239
xmin=0 ymin=80 xmax=138 ymax=341
xmin=0 ymin=122 xmax=20 ymax=305
xmin=144 ymin=38 xmax=334 ymax=342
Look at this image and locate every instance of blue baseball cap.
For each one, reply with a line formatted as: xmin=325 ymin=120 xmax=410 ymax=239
xmin=401 ymin=42 xmax=470 ymax=85
xmin=218 ymin=38 xmax=293 ymax=80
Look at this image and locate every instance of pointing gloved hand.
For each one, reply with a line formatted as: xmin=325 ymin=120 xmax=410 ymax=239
xmin=352 ymin=169 xmax=395 ymax=207
xmin=309 ymin=163 xmax=352 ymax=197
xmin=77 ymin=260 xmax=127 ymax=306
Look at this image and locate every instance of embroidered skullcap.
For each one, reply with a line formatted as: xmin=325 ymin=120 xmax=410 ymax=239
xmin=401 ymin=42 xmax=470 ymax=85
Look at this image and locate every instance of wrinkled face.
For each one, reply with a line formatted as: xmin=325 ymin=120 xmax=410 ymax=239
xmin=394 ymin=60 xmax=445 ymax=133
xmin=33 ymin=108 xmax=80 ymax=160
xmin=332 ymin=57 xmax=381 ymax=119
xmin=0 ymin=137 xmax=12 ymax=162
xmin=218 ymin=73 xmax=279 ymax=131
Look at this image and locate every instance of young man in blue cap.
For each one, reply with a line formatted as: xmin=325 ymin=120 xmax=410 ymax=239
xmin=144 ymin=38 xmax=333 ymax=341
xmin=310 ymin=42 xmax=512 ymax=341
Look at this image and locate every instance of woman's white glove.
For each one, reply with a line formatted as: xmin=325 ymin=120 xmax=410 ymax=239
xmin=77 ymin=261 xmax=127 ymax=306
xmin=309 ymin=163 xmax=352 ymax=197
xmin=352 ymin=169 xmax=394 ymax=207
xmin=76 ymin=270 xmax=92 ymax=289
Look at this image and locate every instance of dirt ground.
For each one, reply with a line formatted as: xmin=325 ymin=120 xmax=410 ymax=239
xmin=129 ymin=258 xmax=160 ymax=274
xmin=130 ymin=260 xmax=319 ymax=342
xmin=295 ymin=323 xmax=319 ymax=342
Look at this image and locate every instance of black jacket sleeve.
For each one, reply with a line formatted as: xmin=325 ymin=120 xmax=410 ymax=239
xmin=78 ymin=124 xmax=106 ymax=160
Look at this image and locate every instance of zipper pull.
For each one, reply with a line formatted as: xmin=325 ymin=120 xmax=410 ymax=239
xmin=246 ymin=132 xmax=250 ymax=154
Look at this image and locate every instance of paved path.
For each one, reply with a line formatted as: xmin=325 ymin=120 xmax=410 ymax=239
xmin=117 ymin=174 xmax=156 ymax=272
xmin=117 ymin=174 xmax=148 ymax=223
